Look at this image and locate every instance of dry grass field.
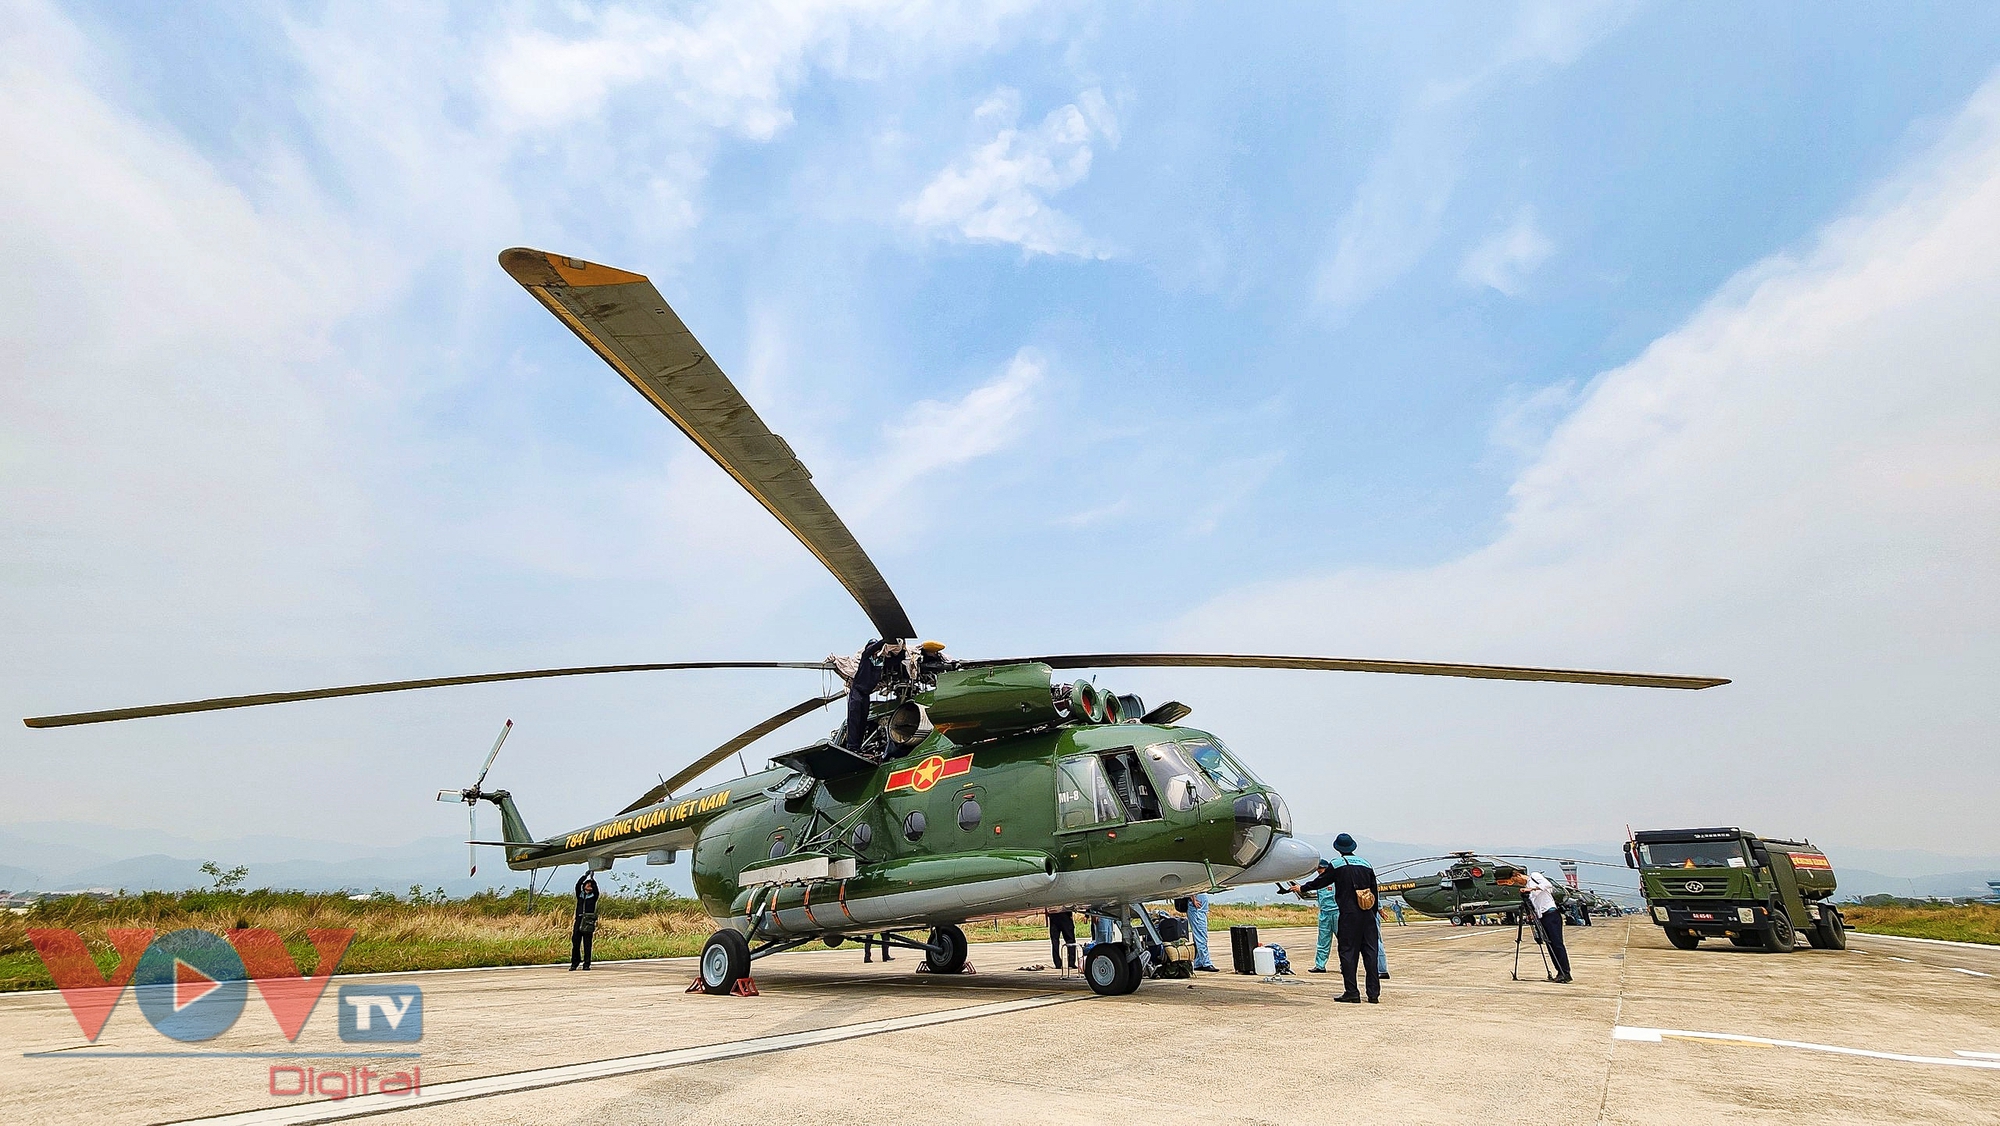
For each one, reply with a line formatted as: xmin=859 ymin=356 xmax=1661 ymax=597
xmin=1843 ymin=902 xmax=2000 ymax=944
xmin=0 ymin=888 xmax=1325 ymax=991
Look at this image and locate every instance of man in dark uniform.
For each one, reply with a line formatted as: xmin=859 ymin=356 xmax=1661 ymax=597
xmin=1326 ymin=833 xmax=1381 ymax=1003
xmin=571 ymin=872 xmax=600 ymax=971
xmin=841 ymin=639 xmax=903 ymax=755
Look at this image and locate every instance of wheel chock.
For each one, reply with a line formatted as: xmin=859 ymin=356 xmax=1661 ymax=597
xmin=962 ymin=962 xmax=976 ymax=975
xmin=730 ymin=977 xmax=760 ymax=997
xmin=685 ymin=977 xmax=705 ymax=993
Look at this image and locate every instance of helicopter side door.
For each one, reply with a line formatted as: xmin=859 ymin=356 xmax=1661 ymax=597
xmin=1053 ymin=753 xmax=1125 ymax=875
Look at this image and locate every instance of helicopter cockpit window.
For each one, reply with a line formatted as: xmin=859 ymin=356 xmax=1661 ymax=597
xmin=1181 ymin=738 xmax=1258 ymax=792
xmin=1141 ymin=742 xmax=1213 ymax=812
xmin=1055 ymin=754 xmax=1125 ymax=831
xmin=1099 ymin=748 xmax=1161 ymax=820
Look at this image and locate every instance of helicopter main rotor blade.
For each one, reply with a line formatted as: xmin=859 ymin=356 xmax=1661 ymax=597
xmin=500 ymin=247 xmax=916 ymax=641
xmin=962 ymin=653 xmax=1728 ymax=690
xmin=22 ymin=662 xmax=828 ymax=728
xmin=618 ymin=692 xmax=842 ymax=815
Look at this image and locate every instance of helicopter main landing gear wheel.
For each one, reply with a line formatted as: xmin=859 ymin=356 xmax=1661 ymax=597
xmin=1083 ymin=942 xmax=1138 ymax=996
xmin=923 ymin=924 xmax=969 ymax=974
xmin=698 ymin=928 xmax=751 ymax=995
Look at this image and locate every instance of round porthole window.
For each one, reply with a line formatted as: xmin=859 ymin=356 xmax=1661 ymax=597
xmin=849 ymin=823 xmax=873 ymax=850
xmin=957 ymin=798 xmax=982 ymax=832
xmin=768 ymin=835 xmax=787 ymax=860
xmin=903 ymin=810 xmax=927 ymax=842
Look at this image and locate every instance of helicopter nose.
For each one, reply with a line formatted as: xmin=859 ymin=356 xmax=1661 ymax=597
xmin=1227 ymin=833 xmax=1321 ymax=885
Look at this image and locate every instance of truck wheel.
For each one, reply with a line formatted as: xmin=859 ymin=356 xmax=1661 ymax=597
xmin=1762 ymin=909 xmax=1796 ymax=953
xmin=1728 ymin=932 xmax=1759 ymax=948
xmin=1667 ymin=928 xmax=1701 ymax=951
xmin=923 ymin=924 xmax=969 ymax=974
xmin=1815 ymin=907 xmax=1847 ymax=951
xmin=1084 ymin=942 xmax=1134 ymax=996
xmin=699 ymin=928 xmax=751 ymax=994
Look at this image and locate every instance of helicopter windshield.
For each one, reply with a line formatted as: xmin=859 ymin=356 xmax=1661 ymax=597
xmin=1637 ymin=840 xmax=1748 ymax=869
xmin=1141 ymin=743 xmax=1214 ymax=811
xmin=1180 ymin=738 xmax=1259 ymax=792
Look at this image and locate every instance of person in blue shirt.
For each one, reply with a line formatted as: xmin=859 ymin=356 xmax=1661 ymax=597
xmin=1183 ymin=892 xmax=1218 ymax=971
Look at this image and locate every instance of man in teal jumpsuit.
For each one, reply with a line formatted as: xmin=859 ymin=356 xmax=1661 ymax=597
xmin=1289 ymin=859 xmax=1342 ymax=973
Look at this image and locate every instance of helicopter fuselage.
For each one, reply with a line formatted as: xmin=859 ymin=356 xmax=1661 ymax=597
xmin=493 ymin=720 xmax=1317 ymax=936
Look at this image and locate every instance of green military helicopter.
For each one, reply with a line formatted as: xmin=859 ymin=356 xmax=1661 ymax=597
xmin=23 ymin=247 xmax=1728 ymax=997
xmin=1377 ymin=852 xmax=1629 ymax=925
xmin=1379 ymin=853 xmax=1543 ymax=925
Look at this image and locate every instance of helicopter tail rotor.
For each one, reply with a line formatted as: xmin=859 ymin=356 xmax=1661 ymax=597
xmin=435 ymin=720 xmax=514 ymax=877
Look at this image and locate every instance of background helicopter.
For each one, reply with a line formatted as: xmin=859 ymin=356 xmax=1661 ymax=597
xmin=1376 ymin=851 xmax=1632 ymax=925
xmin=23 ymin=247 xmax=1726 ymax=997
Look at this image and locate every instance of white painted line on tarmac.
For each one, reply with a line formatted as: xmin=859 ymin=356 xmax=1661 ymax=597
xmin=1849 ymin=932 xmax=2000 ymax=952
xmin=175 ymin=992 xmax=1088 ymax=1125
xmin=1613 ymin=1026 xmax=2000 ymax=1071
xmin=1949 ymin=967 xmax=1992 ymax=977
xmin=1957 ymin=1051 xmax=2000 ymax=1061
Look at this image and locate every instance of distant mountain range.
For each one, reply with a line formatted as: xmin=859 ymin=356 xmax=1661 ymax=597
xmin=1 ymin=820 xmax=1993 ymax=903
xmin=0 ymin=820 xmax=670 ymax=900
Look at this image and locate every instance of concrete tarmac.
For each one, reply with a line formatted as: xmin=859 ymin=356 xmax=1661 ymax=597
xmin=3 ymin=917 xmax=1995 ymax=1124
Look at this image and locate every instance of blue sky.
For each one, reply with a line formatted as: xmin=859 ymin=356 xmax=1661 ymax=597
xmin=4 ymin=1 xmax=1998 ymax=861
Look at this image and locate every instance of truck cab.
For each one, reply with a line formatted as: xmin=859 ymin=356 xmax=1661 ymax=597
xmin=1623 ymin=827 xmax=1846 ymax=953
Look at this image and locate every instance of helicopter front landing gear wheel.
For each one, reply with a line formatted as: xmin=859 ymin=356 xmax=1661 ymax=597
xmin=1083 ymin=942 xmax=1137 ymax=996
xmin=698 ymin=928 xmax=751 ymax=995
xmin=922 ymin=924 xmax=969 ymax=974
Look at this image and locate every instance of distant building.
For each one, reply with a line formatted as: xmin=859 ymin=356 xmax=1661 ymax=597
xmin=1985 ymin=880 xmax=2000 ymax=904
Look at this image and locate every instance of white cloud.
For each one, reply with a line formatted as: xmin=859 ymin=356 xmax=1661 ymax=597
xmin=1180 ymin=76 xmax=2000 ymax=852
xmin=1315 ymin=3 xmax=1626 ymax=310
xmin=853 ymin=348 xmax=1045 ymax=514
xmin=904 ymin=88 xmax=1119 ymax=258
xmin=1459 ymin=208 xmax=1555 ymax=295
xmin=0 ymin=0 xmax=1049 ymax=844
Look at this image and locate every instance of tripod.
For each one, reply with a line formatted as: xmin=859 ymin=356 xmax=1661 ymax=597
xmin=1511 ymin=895 xmax=1555 ymax=982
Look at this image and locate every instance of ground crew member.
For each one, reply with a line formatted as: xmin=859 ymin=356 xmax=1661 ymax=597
xmin=1046 ymin=908 xmax=1077 ymax=972
xmin=1327 ymin=834 xmax=1382 ymax=1002
xmin=570 ymin=872 xmax=600 ymax=971
xmin=1389 ymin=898 xmax=1406 ymax=926
xmin=1184 ymin=892 xmax=1219 ymax=971
xmin=1286 ymin=858 xmax=1341 ymax=974
xmin=1525 ymin=871 xmax=1572 ymax=983
xmin=833 ymin=639 xmax=903 ymax=755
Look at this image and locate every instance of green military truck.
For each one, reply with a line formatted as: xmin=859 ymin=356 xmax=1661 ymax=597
xmin=1623 ymin=827 xmax=1846 ymax=953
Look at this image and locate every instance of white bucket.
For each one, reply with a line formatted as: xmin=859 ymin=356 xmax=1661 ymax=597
xmin=1252 ymin=944 xmax=1277 ymax=977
